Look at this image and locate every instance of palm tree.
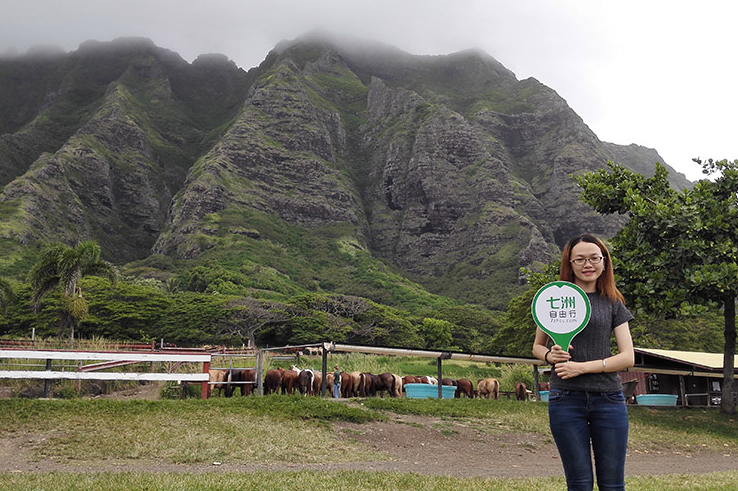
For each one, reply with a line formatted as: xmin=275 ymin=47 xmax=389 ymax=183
xmin=29 ymin=241 xmax=118 ymax=341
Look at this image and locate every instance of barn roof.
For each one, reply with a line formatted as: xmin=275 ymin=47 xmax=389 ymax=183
xmin=635 ymin=348 xmax=738 ymax=372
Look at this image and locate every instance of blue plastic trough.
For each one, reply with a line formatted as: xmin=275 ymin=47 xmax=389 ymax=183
xmin=404 ymin=383 xmax=456 ymax=399
xmin=636 ymin=394 xmax=678 ymax=406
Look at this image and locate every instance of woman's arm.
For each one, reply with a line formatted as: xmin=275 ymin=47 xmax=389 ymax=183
xmin=553 ymin=322 xmax=635 ymax=380
xmin=532 ymin=327 xmax=571 ymax=364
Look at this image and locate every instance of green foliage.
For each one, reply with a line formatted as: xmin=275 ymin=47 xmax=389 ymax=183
xmin=0 ymin=238 xmax=43 ymax=279
xmin=160 ymin=381 xmax=201 ymax=399
xmin=0 ymin=277 xmax=15 ymax=315
xmin=78 ymin=277 xmax=172 ymax=341
xmin=177 ymin=263 xmax=253 ymax=294
xmin=576 ymin=158 xmax=738 ymax=414
xmin=628 ymin=311 xmax=724 ymax=352
xmin=420 ymin=318 xmax=455 ymax=350
xmin=575 ymin=160 xmax=738 ymax=315
xmin=427 ymin=304 xmax=503 ymax=354
xmin=0 ymin=283 xmax=56 ymax=338
xmin=492 ymin=264 xmax=559 ymax=356
xmin=349 ymin=303 xmax=423 ymax=348
xmin=497 ymin=364 xmax=536 ymax=392
xmin=156 ymin=292 xmax=232 ymax=346
xmin=262 ymin=298 xmax=425 ymax=349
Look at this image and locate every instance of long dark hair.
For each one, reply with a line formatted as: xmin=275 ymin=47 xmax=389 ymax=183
xmin=559 ymin=233 xmax=625 ymax=303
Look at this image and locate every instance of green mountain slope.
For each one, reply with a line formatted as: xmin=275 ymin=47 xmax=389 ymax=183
xmin=0 ymin=34 xmax=693 ymax=321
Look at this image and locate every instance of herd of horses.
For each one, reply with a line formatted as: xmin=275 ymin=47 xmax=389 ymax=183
xmin=207 ymin=365 xmax=537 ymax=401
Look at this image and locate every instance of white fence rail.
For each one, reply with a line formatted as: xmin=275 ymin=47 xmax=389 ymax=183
xmin=0 ymin=349 xmax=212 ymax=398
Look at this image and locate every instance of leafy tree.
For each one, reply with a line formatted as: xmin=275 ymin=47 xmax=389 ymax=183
xmin=265 ymin=312 xmax=353 ymax=346
xmin=493 ymin=264 xmax=558 ymax=356
xmin=28 ymin=242 xmax=118 ymax=341
xmin=0 ymin=278 xmax=15 ymax=315
xmin=628 ymin=311 xmax=724 ymax=353
xmin=290 ymin=293 xmax=371 ymax=320
xmin=217 ymin=297 xmax=291 ymax=348
xmin=79 ymin=277 xmax=172 ymax=341
xmin=420 ymin=318 xmax=455 ymax=350
xmin=178 ymin=264 xmax=241 ymax=293
xmin=0 ymin=284 xmax=60 ymax=338
xmin=156 ymin=292 xmax=231 ymax=346
xmin=432 ymin=305 xmax=503 ymax=354
xmin=348 ymin=303 xmax=423 ymax=348
xmin=264 ymin=293 xmax=364 ymax=346
xmin=576 ymin=159 xmax=738 ymax=414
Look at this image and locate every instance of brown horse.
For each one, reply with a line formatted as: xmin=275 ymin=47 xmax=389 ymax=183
xmin=514 ymin=382 xmax=528 ymax=401
xmin=455 ymin=378 xmax=474 ymax=398
xmin=312 ymin=371 xmax=325 ymax=396
xmin=264 ymin=369 xmax=282 ymax=395
xmin=361 ymin=372 xmax=375 ymax=396
xmin=217 ymin=369 xmax=253 ymax=397
xmin=373 ymin=372 xmax=397 ymax=397
xmin=340 ymin=372 xmax=353 ymax=398
xmin=477 ymin=377 xmax=500 ymax=400
xmin=232 ymin=368 xmax=256 ymax=396
xmin=402 ymin=375 xmax=420 ymax=387
xmin=280 ymin=368 xmax=299 ymax=395
xmin=325 ymin=372 xmax=335 ymax=396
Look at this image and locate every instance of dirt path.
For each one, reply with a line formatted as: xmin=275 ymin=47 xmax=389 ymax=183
xmin=331 ymin=415 xmax=738 ymax=478
xmin=1 ymin=385 xmax=736 ymax=478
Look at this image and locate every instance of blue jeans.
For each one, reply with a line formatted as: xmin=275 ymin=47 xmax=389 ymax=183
xmin=548 ymin=389 xmax=629 ymax=491
xmin=333 ymin=382 xmax=341 ymax=398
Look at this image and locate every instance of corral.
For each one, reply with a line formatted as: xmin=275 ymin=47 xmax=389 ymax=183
xmin=2 ymin=342 xmax=737 ymax=408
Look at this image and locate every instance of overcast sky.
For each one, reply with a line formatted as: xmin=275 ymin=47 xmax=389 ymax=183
xmin=2 ymin=0 xmax=736 ymax=182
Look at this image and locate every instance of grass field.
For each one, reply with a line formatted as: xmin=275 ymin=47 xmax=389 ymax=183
xmin=1 ymin=470 xmax=738 ymax=491
xmin=0 ymin=395 xmax=737 ymax=490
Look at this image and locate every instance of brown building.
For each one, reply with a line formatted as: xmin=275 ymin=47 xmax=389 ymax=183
xmin=618 ymin=348 xmax=738 ymax=407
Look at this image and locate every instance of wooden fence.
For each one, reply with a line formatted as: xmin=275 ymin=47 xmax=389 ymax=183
xmin=0 ymin=348 xmax=212 ymax=399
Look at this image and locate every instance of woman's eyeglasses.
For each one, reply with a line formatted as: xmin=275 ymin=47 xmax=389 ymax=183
xmin=570 ymin=256 xmax=604 ymax=266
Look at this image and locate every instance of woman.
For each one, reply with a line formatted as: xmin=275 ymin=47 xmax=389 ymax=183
xmin=533 ymin=233 xmax=635 ymax=491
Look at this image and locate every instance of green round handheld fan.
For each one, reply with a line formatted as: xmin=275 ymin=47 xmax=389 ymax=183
xmin=531 ymin=281 xmax=591 ymax=353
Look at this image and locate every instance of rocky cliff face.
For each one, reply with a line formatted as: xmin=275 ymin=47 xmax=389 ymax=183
xmin=0 ymin=38 xmax=249 ymax=262
xmin=153 ymin=55 xmax=366 ymax=258
xmin=0 ymin=34 xmax=690 ymax=308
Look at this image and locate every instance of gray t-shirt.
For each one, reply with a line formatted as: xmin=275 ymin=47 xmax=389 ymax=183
xmin=549 ymin=292 xmax=634 ymax=392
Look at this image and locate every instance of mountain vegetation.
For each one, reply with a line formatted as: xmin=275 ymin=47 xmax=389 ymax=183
xmin=0 ymin=33 xmax=713 ymax=352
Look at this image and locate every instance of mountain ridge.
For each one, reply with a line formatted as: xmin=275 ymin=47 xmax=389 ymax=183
xmin=0 ymin=34 xmax=692 ymax=311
